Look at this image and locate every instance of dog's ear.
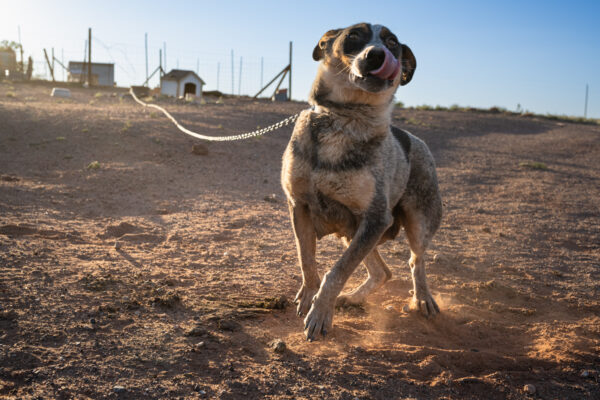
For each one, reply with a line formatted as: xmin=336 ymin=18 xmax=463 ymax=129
xmin=400 ymin=44 xmax=416 ymax=86
xmin=313 ymin=29 xmax=342 ymax=61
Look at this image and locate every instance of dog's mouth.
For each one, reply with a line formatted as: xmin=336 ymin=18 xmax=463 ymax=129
xmin=355 ymin=74 xmax=395 ymax=84
xmin=350 ymin=73 xmax=395 ymax=93
xmin=349 ymin=46 xmax=400 ymax=93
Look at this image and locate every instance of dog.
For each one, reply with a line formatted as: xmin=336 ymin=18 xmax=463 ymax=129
xmin=281 ymin=22 xmax=442 ymax=341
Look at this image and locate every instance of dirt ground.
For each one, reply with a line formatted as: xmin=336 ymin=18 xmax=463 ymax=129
xmin=0 ymin=81 xmax=599 ymax=399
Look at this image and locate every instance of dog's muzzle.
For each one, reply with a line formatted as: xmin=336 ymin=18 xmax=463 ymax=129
xmin=368 ymin=46 xmax=400 ymax=81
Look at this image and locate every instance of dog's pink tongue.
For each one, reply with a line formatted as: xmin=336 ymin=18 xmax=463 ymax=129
xmin=370 ymin=46 xmax=400 ymax=81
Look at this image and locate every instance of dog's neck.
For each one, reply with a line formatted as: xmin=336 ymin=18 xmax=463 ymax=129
xmin=309 ymin=64 xmax=395 ymax=125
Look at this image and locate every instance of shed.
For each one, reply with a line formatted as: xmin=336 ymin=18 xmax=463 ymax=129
xmin=160 ymin=69 xmax=205 ymax=98
xmin=68 ymin=61 xmax=115 ymax=86
xmin=0 ymin=48 xmax=17 ymax=77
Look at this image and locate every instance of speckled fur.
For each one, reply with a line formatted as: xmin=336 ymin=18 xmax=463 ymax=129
xmin=281 ymin=23 xmax=442 ymax=341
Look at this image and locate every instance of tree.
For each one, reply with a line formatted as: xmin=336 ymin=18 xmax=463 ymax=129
xmin=0 ymin=40 xmax=21 ymax=52
xmin=0 ymin=40 xmax=23 ymax=73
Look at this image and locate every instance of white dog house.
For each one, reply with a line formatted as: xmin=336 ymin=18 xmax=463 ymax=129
xmin=160 ymin=69 xmax=205 ymax=98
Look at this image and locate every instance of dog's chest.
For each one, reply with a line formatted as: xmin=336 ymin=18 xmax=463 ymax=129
xmin=289 ymin=114 xmax=386 ymax=215
xmin=311 ymin=168 xmax=375 ymax=215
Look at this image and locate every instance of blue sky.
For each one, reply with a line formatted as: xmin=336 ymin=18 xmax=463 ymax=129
xmin=1 ymin=0 xmax=599 ymax=118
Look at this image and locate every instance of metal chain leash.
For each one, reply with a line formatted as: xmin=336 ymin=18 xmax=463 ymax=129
xmin=129 ymin=87 xmax=302 ymax=142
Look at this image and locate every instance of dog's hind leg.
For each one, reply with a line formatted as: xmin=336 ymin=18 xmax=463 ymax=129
xmin=402 ymin=210 xmax=440 ymax=317
xmin=289 ymin=202 xmax=321 ymax=316
xmin=336 ymin=238 xmax=392 ymax=306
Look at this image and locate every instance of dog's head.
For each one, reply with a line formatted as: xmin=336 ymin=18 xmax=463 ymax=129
xmin=312 ymin=23 xmax=416 ymax=97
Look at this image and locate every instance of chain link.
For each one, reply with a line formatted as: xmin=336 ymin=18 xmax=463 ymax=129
xmin=129 ymin=87 xmax=302 ymax=142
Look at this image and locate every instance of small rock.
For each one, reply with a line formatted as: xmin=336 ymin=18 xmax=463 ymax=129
xmin=185 ymin=325 xmax=208 ymax=337
xmin=218 ymin=319 xmax=240 ymax=332
xmin=193 ymin=341 xmax=205 ymax=351
xmin=256 ymin=296 xmax=288 ymax=310
xmin=51 ymin=88 xmax=72 ymax=98
xmin=191 ymin=144 xmax=209 ymax=156
xmin=0 ymin=175 xmax=19 ymax=182
xmin=150 ymin=292 xmax=180 ymax=308
xmin=167 ymin=232 xmax=182 ymax=242
xmin=270 ymin=339 xmax=286 ymax=353
xmin=113 ymin=385 xmax=126 ymax=393
xmin=114 ymin=240 xmax=122 ymax=250
xmin=193 ymin=384 xmax=206 ymax=393
xmin=134 ymin=310 xmax=140 ymax=317
xmin=523 ymin=383 xmax=536 ymax=394
xmin=580 ymin=370 xmax=593 ymax=378
xmin=432 ymin=253 xmax=446 ymax=264
xmin=263 ymin=194 xmax=278 ymax=203
xmin=90 ymin=318 xmax=96 ymax=325
xmin=385 ymin=305 xmax=394 ymax=312
xmin=402 ymin=304 xmax=410 ymax=313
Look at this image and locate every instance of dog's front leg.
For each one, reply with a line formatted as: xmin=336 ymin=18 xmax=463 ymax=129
xmin=304 ymin=201 xmax=392 ymax=340
xmin=289 ymin=202 xmax=320 ymax=316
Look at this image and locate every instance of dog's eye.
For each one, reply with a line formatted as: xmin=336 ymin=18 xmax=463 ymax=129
xmin=348 ymin=32 xmax=360 ymax=40
xmin=386 ymin=37 xmax=399 ymax=47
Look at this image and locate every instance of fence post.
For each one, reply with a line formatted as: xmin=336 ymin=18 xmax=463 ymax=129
xmin=87 ymin=28 xmax=92 ymax=86
xmin=584 ymin=84 xmax=589 ymax=119
xmin=288 ymin=41 xmax=292 ymax=101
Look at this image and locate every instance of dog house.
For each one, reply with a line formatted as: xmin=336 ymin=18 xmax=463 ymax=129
xmin=160 ymin=69 xmax=205 ymax=98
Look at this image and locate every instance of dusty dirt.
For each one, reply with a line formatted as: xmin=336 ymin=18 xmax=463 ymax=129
xmin=0 ymin=81 xmax=599 ymax=399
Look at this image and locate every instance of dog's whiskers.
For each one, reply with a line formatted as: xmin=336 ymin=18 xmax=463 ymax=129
xmin=335 ymin=65 xmax=352 ymax=76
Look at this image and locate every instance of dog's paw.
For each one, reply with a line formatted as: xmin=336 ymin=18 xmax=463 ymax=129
xmin=410 ymin=291 xmax=440 ymax=317
xmin=335 ymin=292 xmax=365 ymax=308
xmin=294 ymin=285 xmax=319 ymax=317
xmin=304 ymin=298 xmax=334 ymax=341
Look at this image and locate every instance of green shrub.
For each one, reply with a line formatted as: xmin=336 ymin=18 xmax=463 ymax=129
xmin=519 ymin=161 xmax=548 ymax=170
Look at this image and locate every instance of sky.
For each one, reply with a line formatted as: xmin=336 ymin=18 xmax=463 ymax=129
xmin=1 ymin=0 xmax=599 ymax=118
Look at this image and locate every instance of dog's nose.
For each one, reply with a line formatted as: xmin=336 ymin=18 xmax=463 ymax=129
xmin=365 ymin=47 xmax=386 ymax=72
xmin=367 ymin=46 xmax=400 ymax=81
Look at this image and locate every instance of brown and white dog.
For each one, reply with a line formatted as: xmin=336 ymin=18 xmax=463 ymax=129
xmin=281 ymin=22 xmax=442 ymax=341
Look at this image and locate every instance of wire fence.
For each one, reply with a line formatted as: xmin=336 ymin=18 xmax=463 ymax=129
xmin=28 ymin=36 xmax=290 ymax=97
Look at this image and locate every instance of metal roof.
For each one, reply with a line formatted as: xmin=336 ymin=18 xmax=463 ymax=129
xmin=162 ymin=69 xmax=206 ymax=85
xmin=68 ymin=61 xmax=114 ymax=67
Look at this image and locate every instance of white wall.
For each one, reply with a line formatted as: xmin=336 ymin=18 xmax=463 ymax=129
xmin=160 ymin=80 xmax=178 ymax=97
xmin=92 ymin=65 xmax=114 ymax=86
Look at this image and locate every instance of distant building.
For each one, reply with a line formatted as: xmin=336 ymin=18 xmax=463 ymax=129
xmin=0 ymin=48 xmax=17 ymax=78
xmin=160 ymin=69 xmax=205 ymax=98
xmin=272 ymin=88 xmax=288 ymax=102
xmin=68 ymin=62 xmax=114 ymax=86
